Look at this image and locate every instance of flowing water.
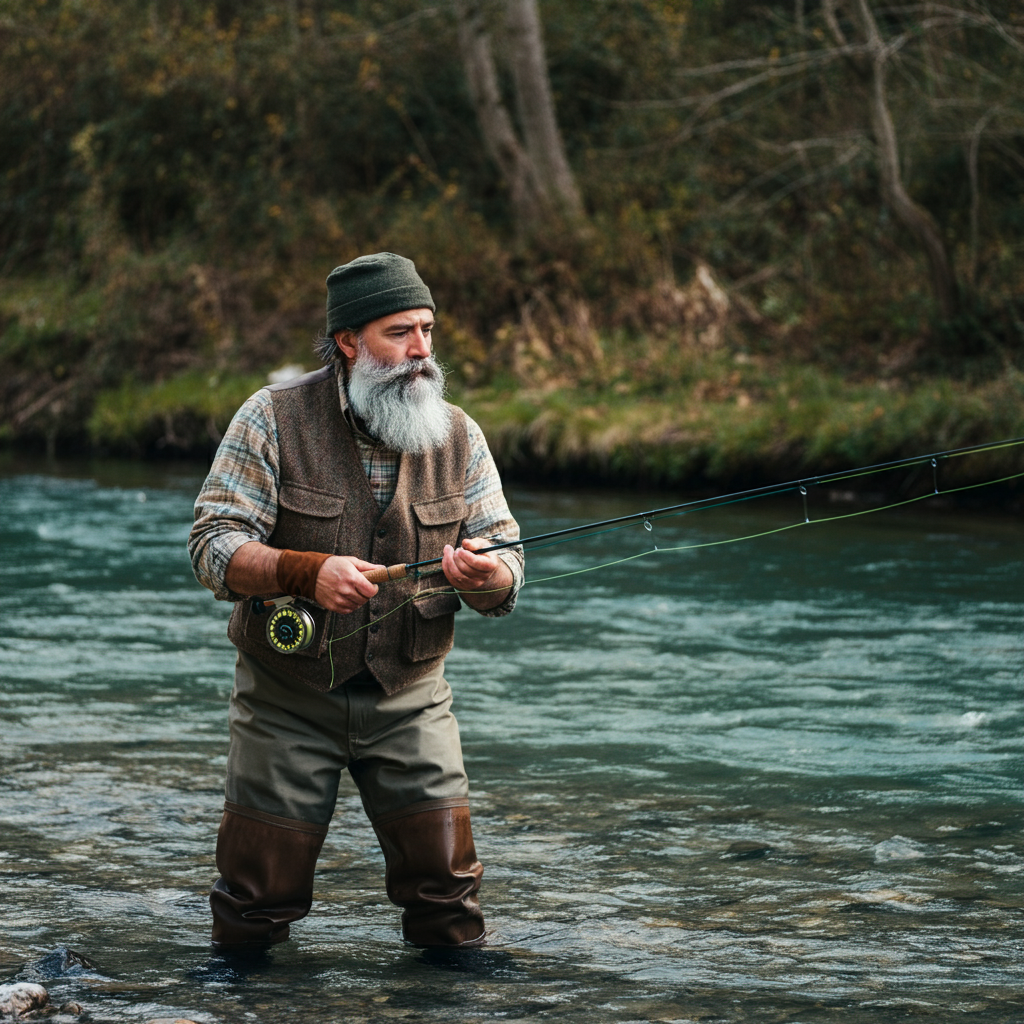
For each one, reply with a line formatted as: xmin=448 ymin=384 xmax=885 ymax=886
xmin=1 ymin=459 xmax=1022 ymax=1024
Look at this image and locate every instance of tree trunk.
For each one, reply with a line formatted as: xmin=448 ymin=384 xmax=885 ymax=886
xmin=504 ymin=0 xmax=583 ymax=218
xmin=851 ymin=0 xmax=957 ymax=318
xmin=453 ymin=0 xmax=582 ymax=233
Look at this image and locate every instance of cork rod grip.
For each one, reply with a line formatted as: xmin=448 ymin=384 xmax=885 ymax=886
xmin=363 ymin=563 xmax=409 ymax=584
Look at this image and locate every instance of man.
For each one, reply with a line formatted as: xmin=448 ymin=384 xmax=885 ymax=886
xmin=188 ymin=252 xmax=523 ymax=949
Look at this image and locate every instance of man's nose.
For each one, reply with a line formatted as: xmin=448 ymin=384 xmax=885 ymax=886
xmin=407 ymin=326 xmax=431 ymax=358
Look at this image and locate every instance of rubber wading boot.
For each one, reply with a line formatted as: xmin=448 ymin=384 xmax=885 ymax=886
xmin=373 ymin=799 xmax=485 ymax=947
xmin=210 ymin=802 xmax=328 ymax=947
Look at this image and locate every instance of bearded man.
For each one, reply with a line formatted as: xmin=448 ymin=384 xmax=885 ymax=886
xmin=188 ymin=252 xmax=522 ymax=949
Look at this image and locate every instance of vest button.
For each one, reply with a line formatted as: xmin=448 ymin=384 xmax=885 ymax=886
xmin=366 ymin=652 xmax=375 ymax=662
xmin=377 ymin=528 xmax=387 ymax=538
xmin=369 ymin=624 xmax=379 ymax=634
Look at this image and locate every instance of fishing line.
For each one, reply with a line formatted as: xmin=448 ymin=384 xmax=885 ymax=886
xmin=393 ymin=435 xmax=1024 ymax=574
xmin=520 ymin=486 xmax=792 ymax=555
xmin=443 ymin=435 xmax=1024 ymax=562
xmin=525 ymin=468 xmax=1024 ymax=583
xmin=319 ymin=462 xmax=1024 ymax=688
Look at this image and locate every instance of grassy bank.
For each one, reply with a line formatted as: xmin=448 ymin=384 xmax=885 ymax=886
xmin=34 ymin=350 xmax=1021 ymax=498
xmin=463 ymin=365 xmax=1024 ymax=490
xmin=3 ymin=261 xmax=1021 ymax=495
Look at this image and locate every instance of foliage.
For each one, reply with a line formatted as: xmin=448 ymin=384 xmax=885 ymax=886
xmin=465 ymin=354 xmax=1024 ymax=487
xmin=1 ymin=0 xmax=1022 ymax=474
xmin=88 ymin=369 xmax=268 ymax=451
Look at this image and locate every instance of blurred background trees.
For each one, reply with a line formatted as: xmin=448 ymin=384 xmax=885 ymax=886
xmin=1 ymin=0 xmax=1022 ymax=464
xmin=455 ymin=0 xmax=583 ymax=232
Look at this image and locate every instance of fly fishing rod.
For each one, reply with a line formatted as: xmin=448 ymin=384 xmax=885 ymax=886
xmin=361 ymin=434 xmax=1024 ymax=584
xmin=252 ymin=434 xmax=1024 ymax=652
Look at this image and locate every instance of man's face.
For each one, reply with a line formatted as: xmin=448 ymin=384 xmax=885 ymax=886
xmin=334 ymin=308 xmax=434 ymax=368
xmin=340 ymin=309 xmax=450 ymax=453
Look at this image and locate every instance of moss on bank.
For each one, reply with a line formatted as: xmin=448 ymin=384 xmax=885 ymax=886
xmin=35 ymin=355 xmax=1023 ymax=494
xmin=462 ymin=365 xmax=1024 ymax=488
xmin=87 ymin=371 xmax=269 ymax=452
xmin=3 ymin=267 xmax=1020 ymax=491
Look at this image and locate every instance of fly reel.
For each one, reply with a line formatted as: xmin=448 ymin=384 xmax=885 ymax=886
xmin=266 ymin=604 xmax=315 ymax=654
xmin=251 ymin=596 xmax=315 ymax=655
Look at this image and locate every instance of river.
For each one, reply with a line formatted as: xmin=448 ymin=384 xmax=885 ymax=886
xmin=1 ymin=459 xmax=1021 ymax=1023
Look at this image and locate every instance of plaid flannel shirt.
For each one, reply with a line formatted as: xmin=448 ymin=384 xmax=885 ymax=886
xmin=189 ymin=373 xmax=524 ymax=616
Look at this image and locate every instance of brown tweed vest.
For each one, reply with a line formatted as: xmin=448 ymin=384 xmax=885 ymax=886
xmin=226 ymin=365 xmax=469 ymax=695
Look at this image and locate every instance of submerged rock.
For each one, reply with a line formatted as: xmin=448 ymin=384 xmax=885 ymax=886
xmin=0 ymin=982 xmax=49 ymax=1016
xmin=16 ymin=947 xmax=95 ymax=983
xmin=725 ymin=841 xmax=772 ymax=860
xmin=873 ymin=835 xmax=928 ymax=862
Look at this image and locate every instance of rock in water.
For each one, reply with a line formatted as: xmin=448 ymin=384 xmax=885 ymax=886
xmin=17 ymin=946 xmax=95 ymax=982
xmin=143 ymin=1019 xmax=201 ymax=1024
xmin=0 ymin=982 xmax=49 ymax=1015
xmin=725 ymin=840 xmax=772 ymax=859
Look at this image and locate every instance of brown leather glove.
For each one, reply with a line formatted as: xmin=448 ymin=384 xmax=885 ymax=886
xmin=276 ymin=549 xmax=332 ymax=601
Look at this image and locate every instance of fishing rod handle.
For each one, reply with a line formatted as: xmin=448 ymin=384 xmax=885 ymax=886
xmin=363 ymin=563 xmax=409 ymax=584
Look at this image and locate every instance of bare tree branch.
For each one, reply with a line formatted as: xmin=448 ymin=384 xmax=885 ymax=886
xmin=723 ymin=140 xmax=865 ymax=212
xmin=505 ymin=0 xmax=583 ymax=217
xmin=607 ymin=44 xmax=873 ymax=109
xmin=876 ymin=4 xmax=1024 ymax=54
xmin=720 ymin=154 xmax=806 ymax=211
xmin=991 ymin=136 xmax=1024 ymax=174
xmin=822 ymin=0 xmax=849 ymax=46
xmin=967 ymin=106 xmax=1001 ymax=284
xmin=669 ymin=46 xmax=862 ymax=77
xmin=454 ymin=0 xmax=543 ymax=228
xmin=615 ymin=76 xmax=809 ymax=155
xmin=850 ymin=0 xmax=957 ymax=317
xmin=331 ymin=5 xmax=445 ymax=43
xmin=753 ymin=131 xmax=869 ymax=154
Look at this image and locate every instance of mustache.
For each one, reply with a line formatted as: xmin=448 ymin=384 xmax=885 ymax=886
xmin=345 ymin=348 xmax=452 ymax=453
xmin=355 ymin=354 xmax=446 ymax=393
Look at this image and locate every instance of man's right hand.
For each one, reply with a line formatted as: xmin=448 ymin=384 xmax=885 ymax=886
xmin=314 ymin=555 xmax=383 ymax=614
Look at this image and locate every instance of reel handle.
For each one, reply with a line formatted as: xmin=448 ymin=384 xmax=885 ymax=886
xmin=250 ymin=595 xmax=293 ymax=615
xmin=363 ymin=563 xmax=410 ymax=584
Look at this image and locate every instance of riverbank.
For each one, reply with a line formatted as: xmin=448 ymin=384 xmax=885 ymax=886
xmin=4 ymin=353 xmax=1023 ymax=499
xmin=464 ymin=362 xmax=1024 ymax=490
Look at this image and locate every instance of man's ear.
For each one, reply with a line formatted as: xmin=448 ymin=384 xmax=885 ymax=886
xmin=334 ymin=330 xmax=358 ymax=361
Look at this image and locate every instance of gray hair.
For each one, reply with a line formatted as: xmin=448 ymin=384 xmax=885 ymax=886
xmin=313 ymin=329 xmax=362 ymax=365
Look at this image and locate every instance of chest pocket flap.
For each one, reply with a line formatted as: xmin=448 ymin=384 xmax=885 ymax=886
xmin=279 ymin=483 xmax=346 ymax=517
xmin=412 ymin=493 xmax=468 ymax=565
xmin=412 ymin=494 xmax=468 ymax=526
xmin=275 ymin=483 xmax=346 ymax=564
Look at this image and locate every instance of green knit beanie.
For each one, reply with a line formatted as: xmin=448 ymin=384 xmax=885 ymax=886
xmin=325 ymin=252 xmax=435 ymax=334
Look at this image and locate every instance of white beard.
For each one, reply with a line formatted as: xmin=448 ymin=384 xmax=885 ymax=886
xmin=346 ymin=346 xmax=452 ymax=454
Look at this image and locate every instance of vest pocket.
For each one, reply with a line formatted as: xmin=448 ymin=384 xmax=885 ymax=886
xmin=408 ymin=589 xmax=462 ymax=662
xmin=271 ymin=483 xmax=347 ymax=659
xmin=276 ymin=483 xmax=347 ymax=556
xmin=411 ymin=493 xmax=468 ymax=564
xmin=409 ymin=495 xmax=466 ymax=663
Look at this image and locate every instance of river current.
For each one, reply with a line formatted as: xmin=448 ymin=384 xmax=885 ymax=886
xmin=1 ymin=460 xmax=1021 ymax=1023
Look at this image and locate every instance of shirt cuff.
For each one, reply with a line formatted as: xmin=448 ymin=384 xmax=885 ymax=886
xmin=470 ymin=548 xmax=524 ymax=618
xmin=200 ymin=530 xmax=262 ymax=602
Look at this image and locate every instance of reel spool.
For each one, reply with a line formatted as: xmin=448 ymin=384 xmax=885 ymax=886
xmin=265 ymin=603 xmax=315 ymax=655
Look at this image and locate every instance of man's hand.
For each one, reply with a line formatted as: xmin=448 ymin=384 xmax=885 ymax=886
xmin=315 ymin=555 xmax=384 ymax=614
xmin=441 ymin=538 xmax=513 ymax=611
xmin=226 ymin=542 xmax=383 ymax=615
